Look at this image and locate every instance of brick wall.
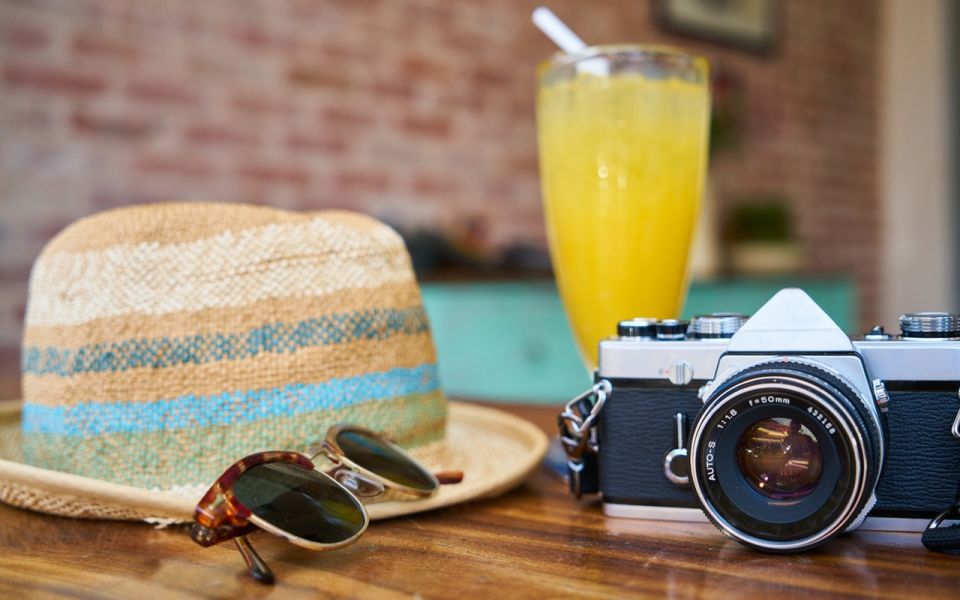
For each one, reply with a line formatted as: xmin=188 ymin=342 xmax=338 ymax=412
xmin=0 ymin=0 xmax=879 ymax=392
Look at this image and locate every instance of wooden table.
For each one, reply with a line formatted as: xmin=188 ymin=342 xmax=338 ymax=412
xmin=0 ymin=404 xmax=958 ymax=599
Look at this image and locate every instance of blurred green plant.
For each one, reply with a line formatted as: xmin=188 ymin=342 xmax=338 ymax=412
xmin=725 ymin=194 xmax=792 ymax=242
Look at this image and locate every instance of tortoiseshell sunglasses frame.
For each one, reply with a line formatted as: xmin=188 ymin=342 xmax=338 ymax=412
xmin=190 ymin=426 xmax=461 ymax=584
xmin=190 ymin=450 xmax=370 ymax=583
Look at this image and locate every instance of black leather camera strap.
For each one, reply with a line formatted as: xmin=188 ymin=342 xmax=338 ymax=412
xmin=922 ymin=493 xmax=960 ymax=553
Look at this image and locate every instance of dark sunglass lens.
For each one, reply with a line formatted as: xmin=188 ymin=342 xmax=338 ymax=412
xmin=233 ymin=462 xmax=366 ymax=544
xmin=336 ymin=430 xmax=438 ymax=492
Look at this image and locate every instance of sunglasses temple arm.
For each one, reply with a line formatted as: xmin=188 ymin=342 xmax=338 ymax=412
xmin=234 ymin=535 xmax=275 ymax=585
xmin=435 ymin=470 xmax=464 ymax=485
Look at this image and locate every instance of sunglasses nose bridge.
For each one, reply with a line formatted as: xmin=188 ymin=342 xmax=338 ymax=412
xmin=331 ymin=466 xmax=386 ymax=498
xmin=303 ymin=441 xmax=342 ymax=465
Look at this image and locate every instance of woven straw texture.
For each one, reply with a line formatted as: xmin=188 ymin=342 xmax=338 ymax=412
xmin=0 ymin=400 xmax=548 ymax=522
xmin=19 ymin=203 xmax=446 ymax=496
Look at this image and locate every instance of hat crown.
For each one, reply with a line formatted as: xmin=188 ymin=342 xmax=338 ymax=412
xmin=20 ymin=203 xmax=445 ymax=494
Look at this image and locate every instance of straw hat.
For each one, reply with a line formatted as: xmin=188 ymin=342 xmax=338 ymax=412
xmin=0 ymin=203 xmax=547 ymax=523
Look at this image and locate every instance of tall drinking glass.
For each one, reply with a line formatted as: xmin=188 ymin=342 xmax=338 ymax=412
xmin=536 ymin=46 xmax=710 ymax=369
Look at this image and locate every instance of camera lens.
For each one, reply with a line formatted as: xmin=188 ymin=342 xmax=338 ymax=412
xmin=736 ymin=417 xmax=823 ymax=501
xmin=688 ymin=358 xmax=883 ymax=552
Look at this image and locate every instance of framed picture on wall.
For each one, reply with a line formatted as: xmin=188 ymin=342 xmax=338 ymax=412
xmin=656 ymin=0 xmax=779 ymax=54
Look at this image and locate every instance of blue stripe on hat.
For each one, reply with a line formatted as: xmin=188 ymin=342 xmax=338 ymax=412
xmin=22 ymin=363 xmax=440 ymax=437
xmin=22 ymin=306 xmax=430 ymax=377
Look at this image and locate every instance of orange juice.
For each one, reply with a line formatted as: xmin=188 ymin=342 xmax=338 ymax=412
xmin=537 ymin=48 xmax=710 ymax=368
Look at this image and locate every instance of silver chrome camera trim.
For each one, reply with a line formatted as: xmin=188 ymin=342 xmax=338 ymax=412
xmin=725 ymin=289 xmax=853 ymax=353
xmin=854 ymin=339 xmax=960 ymax=381
xmin=688 ymin=378 xmax=874 ymax=552
xmin=600 ymin=287 xmax=960 ymax=383
xmin=598 ymin=338 xmax=729 ymax=381
xmin=601 ymin=504 xmax=928 ymax=533
xmin=600 ymin=338 xmax=960 ymax=385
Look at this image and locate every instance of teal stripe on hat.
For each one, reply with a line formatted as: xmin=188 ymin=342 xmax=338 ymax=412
xmin=21 ymin=390 xmax=447 ymax=489
xmin=22 ymin=306 xmax=430 ymax=377
xmin=22 ymin=363 xmax=440 ymax=437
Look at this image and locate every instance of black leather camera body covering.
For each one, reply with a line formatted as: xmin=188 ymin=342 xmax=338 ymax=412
xmin=597 ymin=380 xmax=703 ymax=508
xmin=874 ymin=384 xmax=960 ymax=515
xmin=598 ymin=378 xmax=960 ymax=517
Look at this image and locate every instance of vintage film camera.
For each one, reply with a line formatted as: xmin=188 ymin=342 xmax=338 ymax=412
xmin=560 ymin=289 xmax=960 ymax=552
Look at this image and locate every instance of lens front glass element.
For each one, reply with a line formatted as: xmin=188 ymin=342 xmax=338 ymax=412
xmin=737 ymin=417 xmax=824 ymax=501
xmin=335 ymin=429 xmax=438 ymax=493
xmin=233 ymin=462 xmax=367 ymax=545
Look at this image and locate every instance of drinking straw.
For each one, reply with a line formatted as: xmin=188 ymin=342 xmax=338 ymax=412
xmin=532 ymin=7 xmax=607 ymax=75
xmin=531 ymin=7 xmax=587 ymax=53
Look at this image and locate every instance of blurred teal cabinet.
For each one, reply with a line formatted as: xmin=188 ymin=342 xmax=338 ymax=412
xmin=421 ymin=278 xmax=855 ymax=404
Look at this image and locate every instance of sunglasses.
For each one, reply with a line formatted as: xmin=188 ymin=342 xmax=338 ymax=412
xmin=190 ymin=424 xmax=462 ymax=584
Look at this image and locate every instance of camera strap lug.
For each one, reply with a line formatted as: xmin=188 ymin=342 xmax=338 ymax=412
xmin=663 ymin=413 xmax=690 ymax=486
xmin=557 ymin=380 xmax=611 ymax=499
xmin=951 ymin=401 xmax=960 ymax=440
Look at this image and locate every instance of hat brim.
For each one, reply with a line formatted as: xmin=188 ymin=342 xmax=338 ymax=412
xmin=0 ymin=400 xmax=548 ymax=522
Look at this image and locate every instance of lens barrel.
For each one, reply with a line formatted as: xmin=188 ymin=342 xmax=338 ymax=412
xmin=688 ymin=359 xmax=883 ymax=552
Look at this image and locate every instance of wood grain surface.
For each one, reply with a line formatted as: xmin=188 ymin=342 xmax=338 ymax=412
xmin=0 ymin=403 xmax=958 ymax=599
